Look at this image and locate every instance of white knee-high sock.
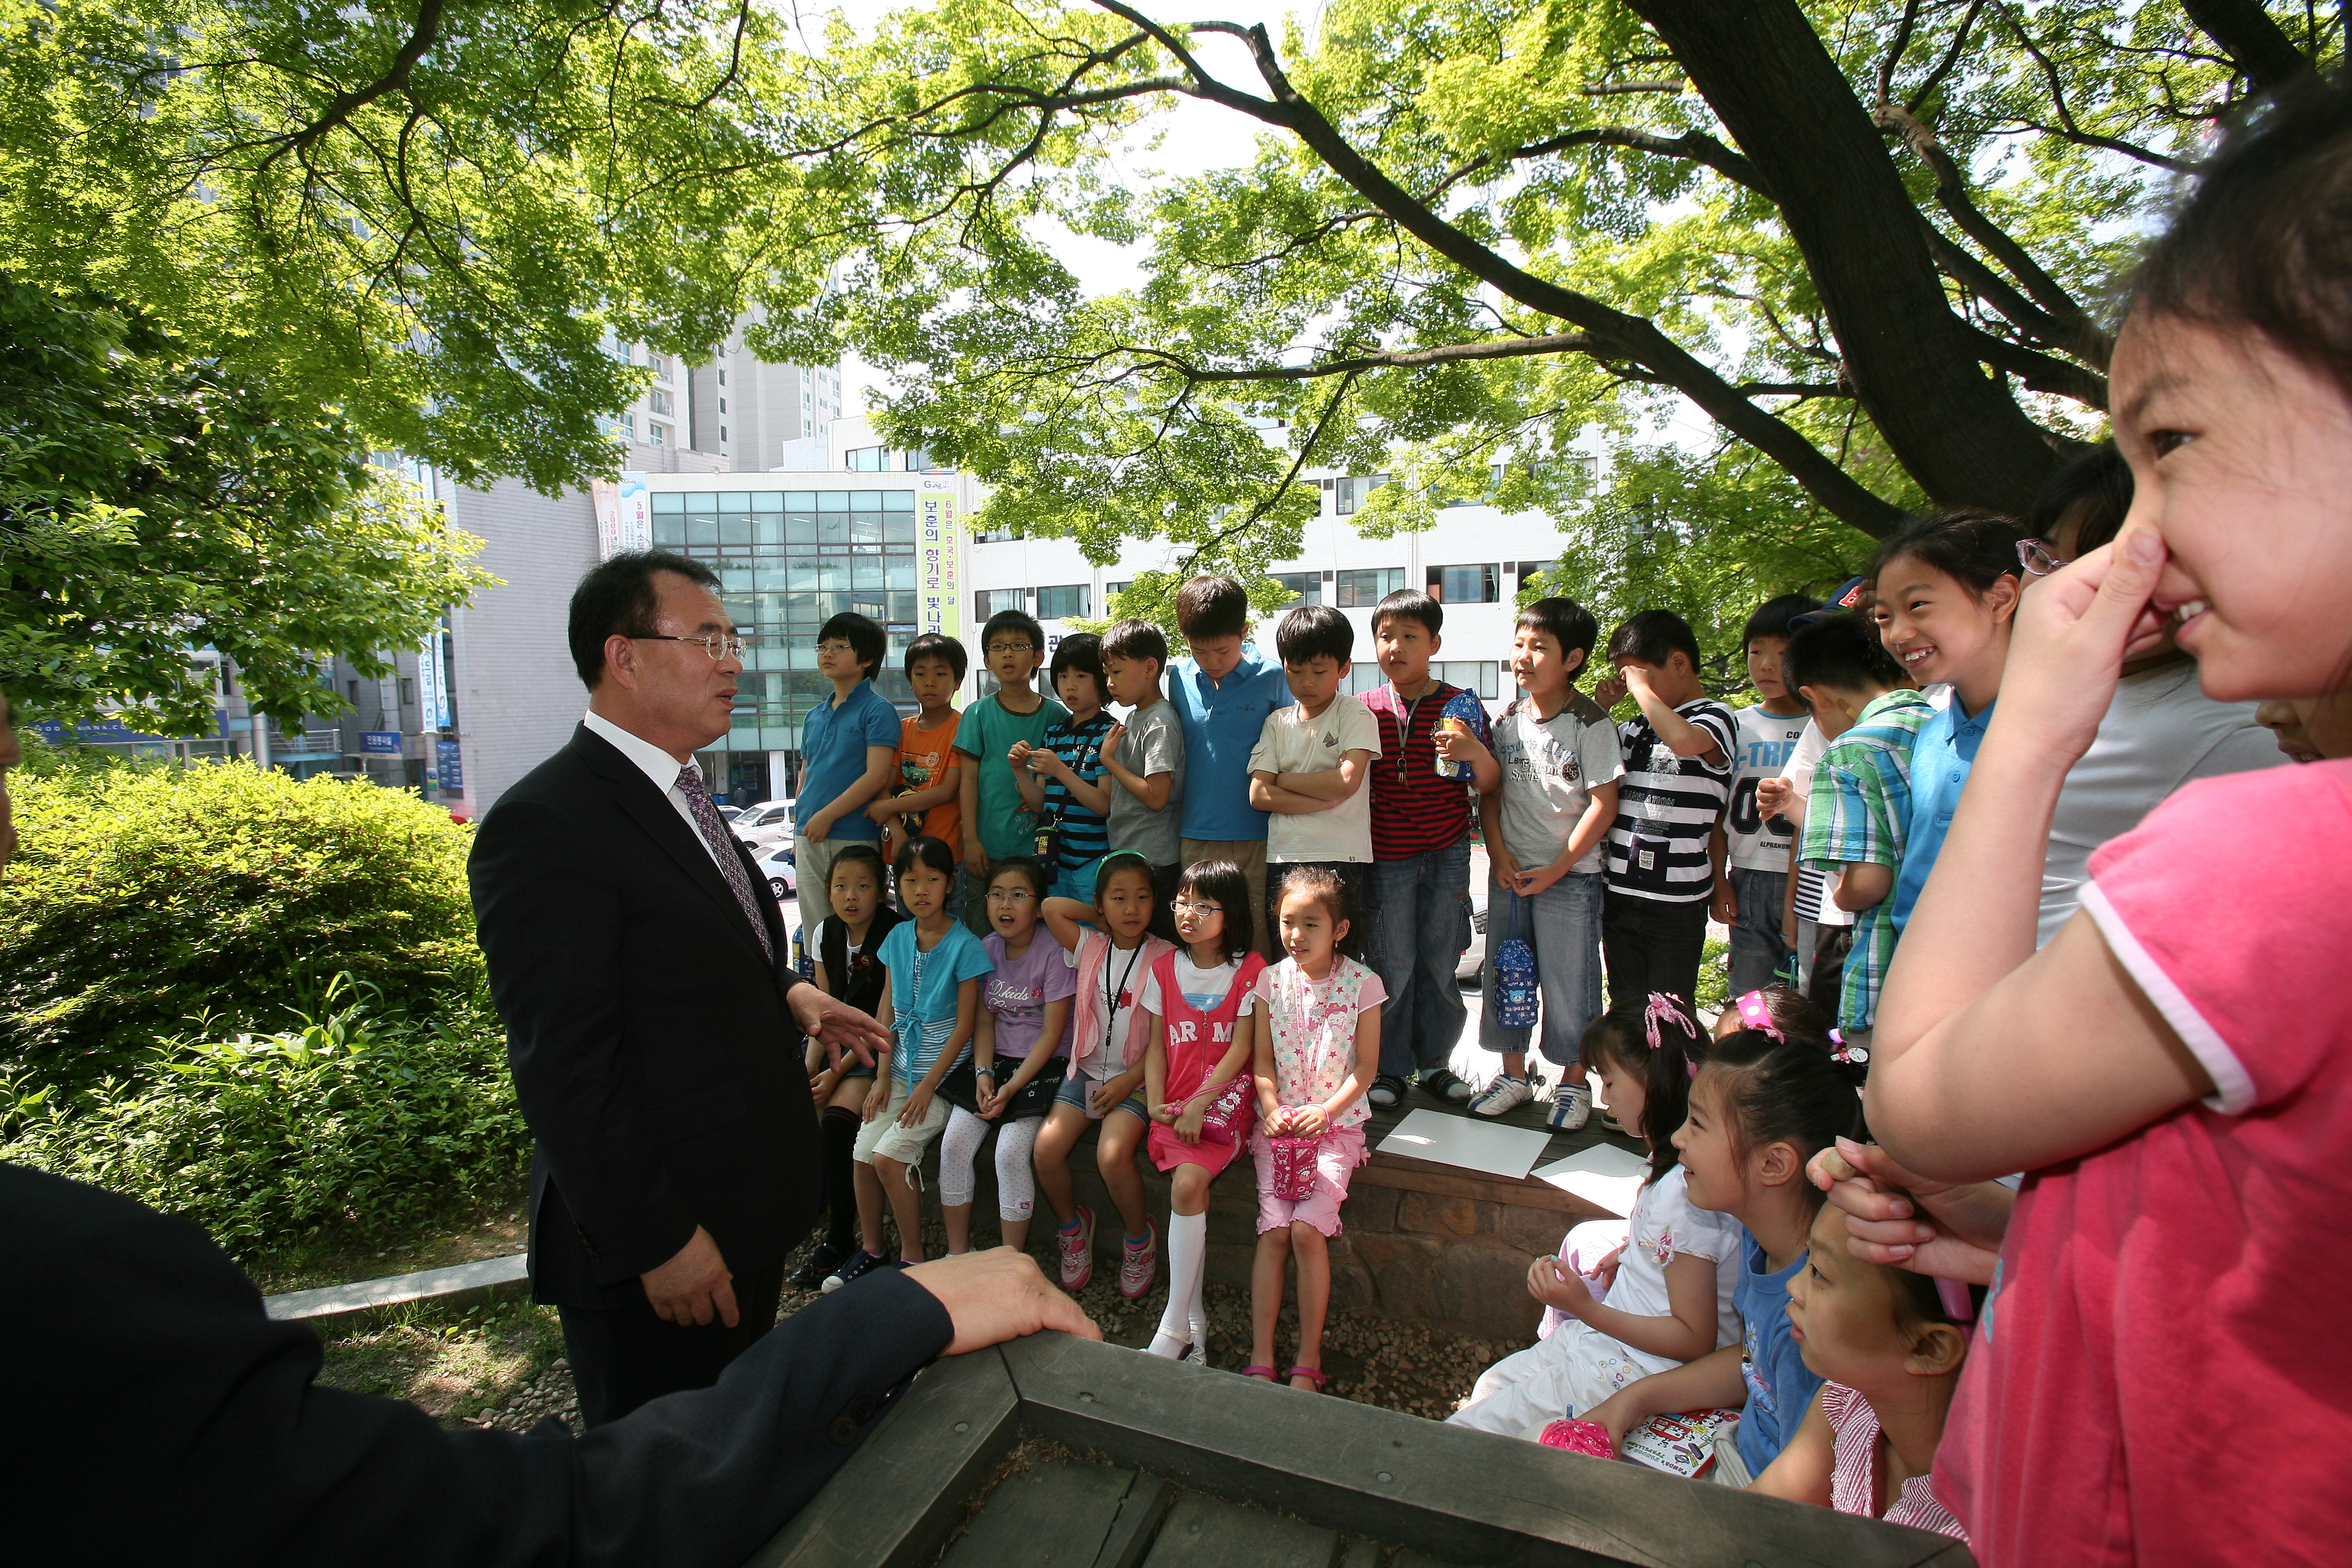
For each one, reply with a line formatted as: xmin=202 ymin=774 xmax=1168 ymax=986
xmin=1147 ymin=1211 xmax=1208 ymax=1357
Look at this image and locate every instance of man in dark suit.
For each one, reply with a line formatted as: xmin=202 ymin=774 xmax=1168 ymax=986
xmin=468 ymin=550 xmax=892 ymax=1426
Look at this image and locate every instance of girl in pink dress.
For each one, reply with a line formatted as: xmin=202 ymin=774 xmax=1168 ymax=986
xmin=1245 ymin=865 xmax=1383 ymax=1392
xmin=1139 ymin=859 xmax=1266 ymax=1361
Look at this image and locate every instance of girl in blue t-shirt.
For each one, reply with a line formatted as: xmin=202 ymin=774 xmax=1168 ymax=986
xmin=1868 ymin=513 xmax=2024 ymax=932
xmin=851 ymin=836 xmax=993 ymax=1273
xmin=1578 ymin=986 xmax=1867 ymax=1483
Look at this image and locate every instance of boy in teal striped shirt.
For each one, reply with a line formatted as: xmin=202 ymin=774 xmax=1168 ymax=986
xmin=1784 ymin=615 xmax=1931 ymax=1040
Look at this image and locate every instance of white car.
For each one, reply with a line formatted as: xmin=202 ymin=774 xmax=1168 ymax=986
xmin=751 ymin=841 xmax=797 ymax=901
xmin=1458 ymin=879 xmax=1488 ymax=983
xmin=733 ymin=799 xmax=796 ymax=848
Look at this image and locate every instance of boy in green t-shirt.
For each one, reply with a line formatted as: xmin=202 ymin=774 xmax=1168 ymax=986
xmin=954 ymin=608 xmax=1068 ymax=928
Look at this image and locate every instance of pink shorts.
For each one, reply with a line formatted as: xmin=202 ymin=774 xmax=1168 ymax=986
xmin=1250 ymin=1123 xmax=1368 ymax=1238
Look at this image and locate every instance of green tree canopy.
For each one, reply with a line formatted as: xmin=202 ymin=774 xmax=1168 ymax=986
xmin=0 ymin=0 xmax=822 ymax=722
xmin=706 ymin=0 xmax=2339 ymax=595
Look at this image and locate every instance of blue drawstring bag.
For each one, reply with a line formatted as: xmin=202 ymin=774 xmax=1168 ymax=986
xmin=1493 ymin=890 xmax=1540 ymax=1031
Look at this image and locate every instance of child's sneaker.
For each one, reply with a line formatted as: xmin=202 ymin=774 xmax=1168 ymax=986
xmin=1599 ymin=1105 xmax=1628 ymax=1135
xmin=1469 ymin=1073 xmax=1535 ymax=1117
xmin=790 ymin=1240 xmax=851 ymax=1292
xmin=1058 ymin=1207 xmax=1095 ymax=1291
xmin=820 ymin=1248 xmax=886 ymax=1293
xmin=1418 ymin=1068 xmax=1475 ymax=1104
xmin=1119 ymin=1219 xmax=1159 ymax=1299
xmin=1546 ymin=1084 xmax=1593 ymax=1132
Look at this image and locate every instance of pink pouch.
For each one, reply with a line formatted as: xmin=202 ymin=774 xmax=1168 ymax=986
xmin=1195 ymin=1077 xmax=1253 ymax=1144
xmin=1266 ymin=1133 xmax=1322 ymax=1201
xmin=1537 ymin=1419 xmax=1617 ymax=1459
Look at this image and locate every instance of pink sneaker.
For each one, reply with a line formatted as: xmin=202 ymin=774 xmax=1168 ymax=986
xmin=1058 ymin=1207 xmax=1095 ymax=1291
xmin=1119 ymin=1219 xmax=1159 ymax=1300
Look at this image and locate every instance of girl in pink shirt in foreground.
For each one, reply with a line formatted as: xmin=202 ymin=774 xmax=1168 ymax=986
xmin=1858 ymin=86 xmax=2352 ymax=1567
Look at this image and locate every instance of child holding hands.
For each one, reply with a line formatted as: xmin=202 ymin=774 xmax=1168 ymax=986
xmin=1448 ymin=995 xmax=1740 ymax=1436
xmin=852 ymin=837 xmax=993 ymax=1270
xmin=1139 ymin=860 xmax=1268 ymax=1359
xmin=1245 ymin=866 xmax=1383 ymax=1392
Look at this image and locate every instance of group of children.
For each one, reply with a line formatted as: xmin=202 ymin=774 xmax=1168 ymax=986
xmin=778 ymin=522 xmax=2277 ymax=1522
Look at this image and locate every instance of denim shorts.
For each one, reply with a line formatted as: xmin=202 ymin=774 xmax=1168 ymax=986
xmin=1054 ymin=1071 xmax=1149 ymax=1122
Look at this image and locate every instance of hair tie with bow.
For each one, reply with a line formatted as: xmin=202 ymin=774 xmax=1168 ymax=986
xmin=1733 ymin=989 xmax=1783 ymax=1041
xmin=1642 ymin=992 xmax=1696 ymax=1050
xmin=1828 ymin=1027 xmax=1870 ymax=1066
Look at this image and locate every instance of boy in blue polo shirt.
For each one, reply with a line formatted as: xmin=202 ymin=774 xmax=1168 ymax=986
xmin=1167 ymin=575 xmax=1292 ymax=957
xmin=794 ymin=612 xmax=902 ymax=946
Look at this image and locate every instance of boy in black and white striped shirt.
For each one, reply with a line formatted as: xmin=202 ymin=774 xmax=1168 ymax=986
xmin=1592 ymin=610 xmax=1737 ymax=1011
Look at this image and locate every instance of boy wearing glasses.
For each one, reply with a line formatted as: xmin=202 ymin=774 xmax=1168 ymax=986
xmin=794 ymin=613 xmax=901 ymax=944
xmin=955 ymin=609 xmax=1068 ymax=932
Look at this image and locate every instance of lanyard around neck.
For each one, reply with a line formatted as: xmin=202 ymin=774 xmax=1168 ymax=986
xmin=1101 ymin=940 xmax=1144 ymax=1053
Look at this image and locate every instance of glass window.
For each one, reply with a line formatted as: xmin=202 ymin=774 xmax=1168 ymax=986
xmin=1346 ymin=661 xmax=1382 ymax=696
xmin=817 ymin=491 xmax=850 ymax=512
xmin=1438 ymin=661 xmax=1501 ymax=699
xmin=1036 ymin=584 xmax=1089 ymax=620
xmin=891 ymin=590 xmax=917 ymax=625
xmin=754 ymin=513 xmax=783 ymax=548
xmin=752 ymin=492 xmax=783 ymax=512
xmin=818 ymin=510 xmax=849 ymax=545
xmin=1333 ymin=474 xmax=1390 ymax=515
xmin=883 ymin=510 xmax=915 ymax=544
xmin=1272 ymin=571 xmax=1321 ymax=607
xmin=846 ymin=447 xmax=886 ymax=472
xmin=975 ymin=587 xmax=1025 ymax=620
xmin=785 ymin=508 xmax=817 ymax=544
xmin=851 ymin=512 xmax=884 ymax=544
xmin=884 ymin=491 xmax=915 ymax=510
xmin=851 ymin=559 xmax=886 ymax=592
xmin=1334 ymin=568 xmax=1405 ymax=608
xmin=718 ymin=493 xmax=747 ymax=512
xmin=720 ymin=511 xmax=753 ymax=548
xmin=653 ymin=493 xmax=684 ymax=514
xmin=687 ymin=513 xmax=718 ymax=548
xmin=1104 ymin=580 xmax=1130 ymax=603
xmin=1436 ymin=563 xmax=1500 ymax=604
xmin=653 ymin=513 xmax=684 ymax=548
xmin=885 ymin=557 xmax=915 ymax=591
xmin=975 ymin=523 xmax=1019 ymax=543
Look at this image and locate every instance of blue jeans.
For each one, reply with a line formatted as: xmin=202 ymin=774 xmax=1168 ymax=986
xmin=1368 ymin=842 xmax=1474 ymax=1078
xmin=1480 ymin=871 xmax=1606 ymax=1069
xmin=1727 ymin=866 xmax=1792 ymax=996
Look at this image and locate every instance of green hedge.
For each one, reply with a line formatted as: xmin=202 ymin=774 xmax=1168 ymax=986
xmin=2 ymin=981 xmax=527 ymax=1255
xmin=0 ymin=753 xmax=484 ymax=1092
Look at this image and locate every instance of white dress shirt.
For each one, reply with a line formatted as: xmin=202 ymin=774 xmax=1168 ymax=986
xmin=583 ymin=710 xmax=729 ymax=874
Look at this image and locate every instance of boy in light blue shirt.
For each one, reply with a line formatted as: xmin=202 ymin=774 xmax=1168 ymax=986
xmin=1166 ymin=575 xmax=1292 ymax=957
xmin=794 ymin=612 xmax=902 ymax=943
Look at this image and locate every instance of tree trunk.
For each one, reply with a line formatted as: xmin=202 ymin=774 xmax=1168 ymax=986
xmin=1631 ymin=0 xmax=2066 ymax=519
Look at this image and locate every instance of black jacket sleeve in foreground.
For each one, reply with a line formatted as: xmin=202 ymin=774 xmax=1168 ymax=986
xmin=2 ymin=1165 xmax=954 ymax=1568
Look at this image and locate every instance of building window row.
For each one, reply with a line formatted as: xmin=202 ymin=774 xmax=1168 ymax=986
xmin=1340 ymin=660 xmax=1500 ymax=700
xmin=974 ymin=584 xmax=1092 ymax=621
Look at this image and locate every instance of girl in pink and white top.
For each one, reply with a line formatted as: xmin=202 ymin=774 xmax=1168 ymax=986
xmin=1749 ymin=1201 xmax=1968 ymax=1542
xmin=1245 ymin=865 xmax=1382 ymax=1393
xmin=1859 ymin=88 xmax=2352 ymax=1566
xmin=1138 ymin=859 xmax=1267 ymax=1363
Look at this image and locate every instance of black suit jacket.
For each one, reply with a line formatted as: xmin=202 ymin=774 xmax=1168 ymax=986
xmin=469 ymin=724 xmax=816 ymax=1308
xmin=1 ymin=1163 xmax=951 ymax=1567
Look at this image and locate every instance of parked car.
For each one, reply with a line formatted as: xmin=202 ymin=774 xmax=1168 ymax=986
xmin=752 ymin=841 xmax=797 ymax=901
xmin=1458 ymin=879 xmax=1487 ymax=983
xmin=715 ymin=803 xmax=743 ymax=822
xmin=733 ymin=799 xmax=796 ymax=848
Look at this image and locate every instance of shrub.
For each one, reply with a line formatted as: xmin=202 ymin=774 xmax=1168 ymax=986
xmin=0 ymin=754 xmax=483 ymax=1092
xmin=1 ymin=979 xmax=528 ymax=1257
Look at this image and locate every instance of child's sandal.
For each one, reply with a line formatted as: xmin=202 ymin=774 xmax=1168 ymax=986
xmin=1286 ymin=1364 xmax=1328 ymax=1392
xmin=1242 ymin=1365 xmax=1281 ymax=1383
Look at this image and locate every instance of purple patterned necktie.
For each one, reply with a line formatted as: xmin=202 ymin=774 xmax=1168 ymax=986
xmin=676 ymin=764 xmax=774 ymax=963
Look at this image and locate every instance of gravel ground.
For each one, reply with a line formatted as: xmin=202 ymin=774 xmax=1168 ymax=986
xmin=464 ymin=1220 xmax=1508 ymax=1434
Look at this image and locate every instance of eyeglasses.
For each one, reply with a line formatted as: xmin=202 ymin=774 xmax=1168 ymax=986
xmin=1172 ymin=899 xmax=1223 ymax=916
xmin=986 ymin=887 xmax=1037 ymax=902
xmin=633 ymin=633 xmax=751 ymax=660
xmin=985 ymin=641 xmax=1038 ymax=656
xmin=2017 ymin=538 xmax=2061 ymax=578
xmin=817 ymin=639 xmax=859 ymax=656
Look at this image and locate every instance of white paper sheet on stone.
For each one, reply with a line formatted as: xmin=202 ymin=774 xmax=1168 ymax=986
xmin=1374 ymin=1108 xmax=1554 ymax=1181
xmin=1531 ymin=1142 xmax=1651 ymax=1217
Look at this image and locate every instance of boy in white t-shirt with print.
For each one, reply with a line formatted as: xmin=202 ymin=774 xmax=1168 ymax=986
xmin=1715 ymin=594 xmax=1819 ymax=995
xmin=1247 ymin=604 xmax=1383 ymax=941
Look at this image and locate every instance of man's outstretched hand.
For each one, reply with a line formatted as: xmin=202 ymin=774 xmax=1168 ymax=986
xmin=903 ymin=1248 xmax=1101 ymax=1355
xmin=792 ymin=985 xmax=892 ymax=1071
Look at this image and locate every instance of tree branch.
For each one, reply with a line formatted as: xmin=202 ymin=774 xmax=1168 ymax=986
xmin=1087 ymin=3 xmax=1905 ymax=535
xmin=1128 ymin=332 xmax=1601 ymax=382
xmin=1969 ymin=330 xmax=2110 ymax=408
xmin=2180 ymin=0 xmax=2320 ymax=89
xmin=274 ymin=0 xmax=447 ymax=160
xmin=1875 ymin=102 xmax=2110 ymax=365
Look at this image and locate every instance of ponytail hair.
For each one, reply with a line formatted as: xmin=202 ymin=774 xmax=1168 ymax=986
xmin=1702 ymin=985 xmax=1864 ymax=1208
xmin=1580 ymin=992 xmax=1705 ymax=1184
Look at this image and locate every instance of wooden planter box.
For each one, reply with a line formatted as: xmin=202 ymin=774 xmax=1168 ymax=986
xmin=747 ymin=1334 xmax=1973 ymax=1568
